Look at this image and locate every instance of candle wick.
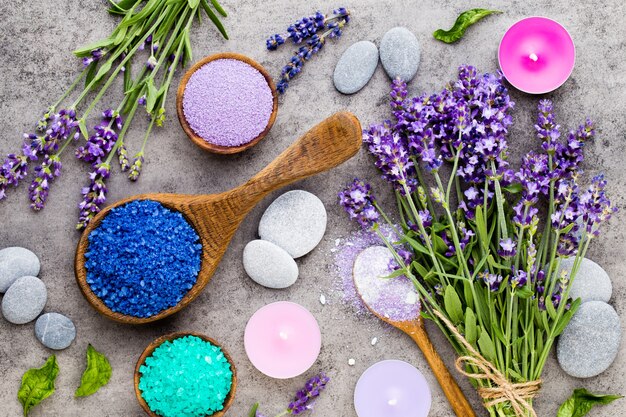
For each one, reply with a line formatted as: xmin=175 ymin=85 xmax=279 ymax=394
xmin=279 ymin=331 xmax=289 ymax=340
xmin=529 ymin=53 xmax=539 ymax=62
xmin=388 ymin=398 xmax=398 ymax=406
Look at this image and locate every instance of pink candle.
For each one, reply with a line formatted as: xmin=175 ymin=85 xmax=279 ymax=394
xmin=244 ymin=301 xmax=322 ymax=379
xmin=354 ymin=360 xmax=431 ymax=417
xmin=498 ymin=17 xmax=575 ymax=94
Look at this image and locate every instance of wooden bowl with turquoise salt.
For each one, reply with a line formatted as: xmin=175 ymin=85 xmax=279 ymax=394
xmin=176 ymin=52 xmax=278 ymax=154
xmin=134 ymin=332 xmax=237 ymax=417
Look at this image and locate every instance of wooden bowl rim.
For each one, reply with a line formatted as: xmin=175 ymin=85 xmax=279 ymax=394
xmin=176 ymin=52 xmax=278 ymax=155
xmin=74 ymin=195 xmax=212 ymax=325
xmin=134 ymin=332 xmax=237 ymax=417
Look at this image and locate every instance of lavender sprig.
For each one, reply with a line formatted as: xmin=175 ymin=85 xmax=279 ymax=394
xmin=338 ymin=178 xmax=379 ymax=229
xmin=272 ymin=8 xmax=350 ymax=94
xmin=76 ymin=162 xmax=110 ymax=230
xmin=249 ymin=373 xmax=330 ymax=417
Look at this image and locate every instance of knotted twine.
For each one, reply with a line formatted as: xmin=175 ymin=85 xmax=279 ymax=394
xmin=433 ymin=310 xmax=542 ymax=417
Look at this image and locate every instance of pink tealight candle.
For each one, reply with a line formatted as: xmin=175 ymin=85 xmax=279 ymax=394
xmin=354 ymin=360 xmax=431 ymax=417
xmin=244 ymin=301 xmax=321 ymax=379
xmin=498 ymin=17 xmax=575 ymax=94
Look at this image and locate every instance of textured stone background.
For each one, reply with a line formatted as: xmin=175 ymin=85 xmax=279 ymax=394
xmin=0 ymin=0 xmax=624 ymax=416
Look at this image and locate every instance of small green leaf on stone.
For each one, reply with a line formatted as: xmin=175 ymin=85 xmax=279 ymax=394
xmin=18 ymin=355 xmax=59 ymax=416
xmin=433 ymin=9 xmax=501 ymax=44
xmin=75 ymin=344 xmax=112 ymax=398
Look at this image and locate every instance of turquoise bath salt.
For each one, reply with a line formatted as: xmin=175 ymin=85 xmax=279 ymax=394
xmin=139 ymin=336 xmax=233 ymax=417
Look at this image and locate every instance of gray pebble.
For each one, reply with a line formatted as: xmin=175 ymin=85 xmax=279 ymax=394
xmin=557 ymin=301 xmax=621 ymax=378
xmin=0 ymin=247 xmax=40 ymax=293
xmin=379 ymin=27 xmax=421 ymax=82
xmin=1 ymin=276 xmax=47 ymax=324
xmin=243 ymin=240 xmax=299 ymax=289
xmin=333 ymin=41 xmax=379 ymax=94
xmin=35 ymin=313 xmax=76 ymax=350
xmin=559 ymin=257 xmax=612 ymax=303
xmin=259 ymin=190 xmax=327 ymax=258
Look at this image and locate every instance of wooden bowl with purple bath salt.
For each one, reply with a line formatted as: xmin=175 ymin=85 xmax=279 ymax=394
xmin=134 ymin=332 xmax=237 ymax=417
xmin=75 ymin=111 xmax=362 ymax=324
xmin=177 ymin=52 xmax=278 ymax=154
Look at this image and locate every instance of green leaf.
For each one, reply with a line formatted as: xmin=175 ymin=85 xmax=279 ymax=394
xmin=123 ymin=62 xmax=132 ymax=92
xmin=75 ymin=345 xmax=112 ymax=397
xmin=463 ymin=280 xmax=474 ymax=309
xmin=432 ymin=222 xmax=447 ymax=233
xmin=465 ymin=308 xmax=477 ymax=345
xmin=477 ymin=330 xmax=497 ymax=362
xmin=18 ymin=355 xmax=59 ymax=416
xmin=433 ymin=9 xmax=501 ymax=44
xmin=188 ymin=0 xmax=200 ymax=8
xmin=403 ymin=235 xmax=430 ymax=256
xmin=211 ymin=0 xmax=227 ymax=16
xmin=78 ymin=119 xmax=89 ymax=140
xmin=85 ymin=61 xmax=99 ymax=87
xmin=381 ymin=269 xmax=407 ymax=279
xmin=93 ymin=60 xmax=113 ymax=84
xmin=200 ymin=0 xmax=229 ymax=39
xmin=503 ymin=183 xmax=523 ymax=194
xmin=146 ymin=79 xmax=159 ymax=113
xmin=444 ymin=285 xmax=464 ymax=324
xmin=515 ymin=286 xmax=534 ymax=299
xmin=487 ymin=255 xmax=509 ymax=271
xmin=73 ymin=39 xmax=114 ymax=58
xmin=557 ymin=388 xmax=622 ymax=417
xmin=107 ymin=0 xmax=141 ymax=14
xmin=411 ymin=261 xmax=430 ymax=280
xmin=248 ymin=403 xmax=259 ymax=417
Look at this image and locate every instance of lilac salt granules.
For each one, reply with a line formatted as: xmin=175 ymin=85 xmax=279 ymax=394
xmin=182 ymin=58 xmax=274 ymax=147
xmin=353 ymin=246 xmax=420 ymax=321
xmin=332 ymin=226 xmax=420 ymax=321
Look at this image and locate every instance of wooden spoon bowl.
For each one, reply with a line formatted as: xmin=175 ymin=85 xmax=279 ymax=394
xmin=134 ymin=332 xmax=236 ymax=417
xmin=176 ymin=52 xmax=278 ymax=154
xmin=75 ymin=112 xmax=362 ymax=324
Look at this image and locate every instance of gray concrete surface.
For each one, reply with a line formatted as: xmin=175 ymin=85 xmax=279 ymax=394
xmin=1 ymin=1 xmax=625 ymax=416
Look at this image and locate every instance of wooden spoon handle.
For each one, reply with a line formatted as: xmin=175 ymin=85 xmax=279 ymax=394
xmin=408 ymin=324 xmax=477 ymax=417
xmin=230 ymin=111 xmax=362 ymax=208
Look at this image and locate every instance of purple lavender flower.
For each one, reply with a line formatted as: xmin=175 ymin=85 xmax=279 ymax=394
xmin=339 ymin=179 xmax=380 ymax=229
xmin=117 ymin=143 xmax=130 ymax=172
xmin=362 ymin=121 xmax=417 ymax=193
xmin=579 ymin=174 xmax=617 ymax=238
xmin=287 ymin=373 xmax=330 ymax=415
xmin=82 ymin=48 xmax=104 ymax=67
xmin=274 ymin=9 xmax=350 ymax=94
xmin=76 ymin=109 xmax=123 ymax=164
xmin=28 ymin=154 xmax=62 ymax=210
xmin=481 ymin=272 xmax=503 ymax=292
xmin=536 ymin=99 xmax=561 ymax=153
xmin=498 ymin=238 xmax=517 ymax=258
xmin=510 ymin=269 xmax=527 ymax=288
xmin=76 ymin=162 xmax=110 ymax=230
xmin=0 ymin=154 xmax=29 ymax=200
xmin=128 ymin=152 xmax=144 ymax=181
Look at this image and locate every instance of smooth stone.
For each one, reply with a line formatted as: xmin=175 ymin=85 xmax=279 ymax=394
xmin=559 ymin=257 xmax=612 ymax=303
xmin=258 ymin=190 xmax=327 ymax=258
xmin=1 ymin=275 xmax=47 ymax=324
xmin=35 ymin=313 xmax=76 ymax=350
xmin=333 ymin=41 xmax=379 ymax=94
xmin=243 ymin=240 xmax=299 ymax=289
xmin=557 ymin=301 xmax=621 ymax=378
xmin=379 ymin=27 xmax=421 ymax=82
xmin=0 ymin=247 xmax=40 ymax=293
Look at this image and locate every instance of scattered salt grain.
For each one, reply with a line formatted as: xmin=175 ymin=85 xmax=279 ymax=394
xmin=348 ymin=358 xmax=356 ymax=366
xmin=371 ymin=337 xmax=378 ymax=346
xmin=182 ymin=58 xmax=274 ymax=147
xmin=320 ymin=294 xmax=327 ymax=305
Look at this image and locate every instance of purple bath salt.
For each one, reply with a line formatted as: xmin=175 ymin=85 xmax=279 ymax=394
xmin=182 ymin=58 xmax=274 ymax=147
xmin=353 ymin=246 xmax=420 ymax=322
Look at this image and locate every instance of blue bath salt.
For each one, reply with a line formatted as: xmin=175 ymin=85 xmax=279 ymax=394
xmin=84 ymin=200 xmax=202 ymax=318
xmin=139 ymin=335 xmax=233 ymax=417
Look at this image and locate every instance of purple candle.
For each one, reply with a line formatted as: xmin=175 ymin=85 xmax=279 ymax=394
xmin=354 ymin=360 xmax=431 ymax=417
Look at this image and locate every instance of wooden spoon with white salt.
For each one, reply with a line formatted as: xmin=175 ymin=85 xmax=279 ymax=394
xmin=353 ymin=246 xmax=476 ymax=417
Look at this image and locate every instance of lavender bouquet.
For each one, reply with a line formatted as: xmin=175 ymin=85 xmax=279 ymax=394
xmin=339 ymin=66 xmax=616 ymax=417
xmin=0 ymin=0 xmax=228 ymax=229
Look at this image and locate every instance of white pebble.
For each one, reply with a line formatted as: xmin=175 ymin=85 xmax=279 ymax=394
xmin=348 ymin=358 xmax=356 ymax=366
xmin=319 ymin=294 xmax=326 ymax=305
xmin=371 ymin=337 xmax=378 ymax=346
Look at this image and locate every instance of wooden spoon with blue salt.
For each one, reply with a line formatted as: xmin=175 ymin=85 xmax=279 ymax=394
xmin=353 ymin=246 xmax=476 ymax=417
xmin=75 ymin=112 xmax=362 ymax=324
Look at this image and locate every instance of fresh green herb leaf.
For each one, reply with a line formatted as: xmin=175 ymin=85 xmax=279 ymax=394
xmin=434 ymin=9 xmax=501 ymax=44
xmin=444 ymin=285 xmax=464 ymax=324
xmin=477 ymin=330 xmax=496 ymax=362
xmin=211 ymin=0 xmax=227 ymax=17
xmin=465 ymin=308 xmax=477 ymax=345
xmin=75 ymin=345 xmax=112 ymax=397
xmin=188 ymin=0 xmax=200 ymax=8
xmin=201 ymin=0 xmax=229 ymax=39
xmin=18 ymin=355 xmax=59 ymax=416
xmin=557 ymin=388 xmax=622 ymax=417
xmin=78 ymin=119 xmax=89 ymax=140
xmin=248 ymin=403 xmax=259 ymax=417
